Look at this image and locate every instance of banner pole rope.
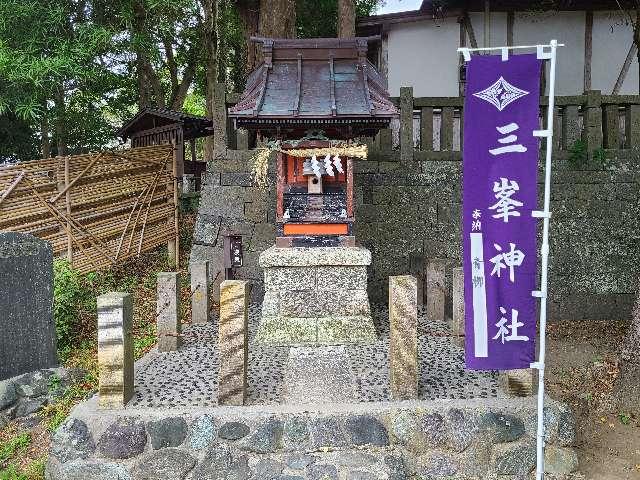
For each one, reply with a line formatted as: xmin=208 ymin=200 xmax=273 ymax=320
xmin=532 ymin=38 xmax=559 ymax=480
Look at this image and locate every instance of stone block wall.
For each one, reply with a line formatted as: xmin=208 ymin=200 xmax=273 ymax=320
xmin=46 ymin=396 xmax=579 ymax=479
xmin=190 ymin=148 xmax=640 ymax=321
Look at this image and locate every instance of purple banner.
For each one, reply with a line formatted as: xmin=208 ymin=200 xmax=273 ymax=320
xmin=463 ymin=54 xmax=542 ymax=370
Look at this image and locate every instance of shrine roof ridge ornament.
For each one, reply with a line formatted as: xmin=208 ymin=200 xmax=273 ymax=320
xmin=228 ymin=36 xmax=399 ymax=140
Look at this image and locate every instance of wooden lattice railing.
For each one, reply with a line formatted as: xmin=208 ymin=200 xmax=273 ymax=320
xmin=0 ymin=145 xmax=178 ymax=273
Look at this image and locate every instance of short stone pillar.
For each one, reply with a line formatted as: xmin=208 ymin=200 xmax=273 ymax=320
xmin=389 ymin=275 xmax=418 ymax=400
xmin=0 ymin=233 xmax=58 ymax=380
xmin=191 ymin=262 xmax=210 ymax=325
xmin=499 ymin=369 xmax=535 ymax=397
xmin=157 ymin=272 xmax=182 ymax=352
xmin=218 ymin=280 xmax=249 ymax=406
xmin=426 ymin=259 xmax=446 ymax=321
xmin=452 ymin=267 xmax=465 ymax=348
xmin=97 ymin=292 xmax=134 ymax=409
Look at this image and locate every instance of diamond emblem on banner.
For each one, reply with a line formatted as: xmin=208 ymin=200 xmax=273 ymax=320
xmin=473 ymin=76 xmax=530 ymax=111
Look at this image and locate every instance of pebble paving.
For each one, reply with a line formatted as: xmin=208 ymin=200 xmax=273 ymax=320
xmin=130 ymin=304 xmax=500 ymax=408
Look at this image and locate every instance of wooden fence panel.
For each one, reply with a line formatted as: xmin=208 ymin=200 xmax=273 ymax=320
xmin=0 ymin=145 xmax=177 ymax=274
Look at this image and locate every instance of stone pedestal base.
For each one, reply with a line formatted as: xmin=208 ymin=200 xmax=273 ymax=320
xmin=256 ymin=246 xmax=377 ymax=345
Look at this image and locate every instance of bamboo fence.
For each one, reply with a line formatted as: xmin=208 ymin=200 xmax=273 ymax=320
xmin=0 ymin=145 xmax=179 ymax=273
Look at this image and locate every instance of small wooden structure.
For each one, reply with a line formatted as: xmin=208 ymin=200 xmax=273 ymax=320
xmin=229 ymin=37 xmax=398 ymax=247
xmin=117 ymin=107 xmax=212 ymax=180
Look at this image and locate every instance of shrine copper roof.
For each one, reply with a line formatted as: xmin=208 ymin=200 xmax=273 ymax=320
xmin=228 ymin=37 xmax=398 ymax=138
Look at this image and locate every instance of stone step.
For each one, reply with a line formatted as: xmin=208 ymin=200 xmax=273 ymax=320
xmin=283 ymin=346 xmax=357 ymax=404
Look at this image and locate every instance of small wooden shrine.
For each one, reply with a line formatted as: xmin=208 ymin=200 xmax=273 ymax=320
xmin=229 ymin=37 xmax=398 ymax=247
xmin=229 ymin=37 xmax=398 ymax=345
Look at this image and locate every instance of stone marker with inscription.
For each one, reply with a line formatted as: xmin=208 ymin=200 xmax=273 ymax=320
xmin=157 ymin=272 xmax=182 ymax=352
xmin=97 ymin=292 xmax=134 ymax=409
xmin=0 ymin=232 xmax=57 ymax=380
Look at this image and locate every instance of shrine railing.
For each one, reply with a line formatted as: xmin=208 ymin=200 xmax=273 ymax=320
xmin=219 ymin=86 xmax=640 ymax=157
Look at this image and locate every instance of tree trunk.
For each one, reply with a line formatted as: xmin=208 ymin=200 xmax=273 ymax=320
xmin=134 ymin=1 xmax=151 ymax=109
xmin=615 ymin=280 xmax=640 ymax=415
xmin=54 ymin=85 xmax=66 ymax=157
xmin=41 ymin=106 xmax=50 ymax=159
xmin=337 ymin=0 xmax=356 ymax=38
xmin=201 ymin=0 xmax=217 ymax=161
xmin=238 ymin=0 xmax=259 ymax=72
xmin=255 ymin=0 xmax=296 ymax=64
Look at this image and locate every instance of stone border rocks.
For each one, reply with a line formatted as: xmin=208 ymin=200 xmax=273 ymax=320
xmin=46 ymin=395 xmax=579 ymax=480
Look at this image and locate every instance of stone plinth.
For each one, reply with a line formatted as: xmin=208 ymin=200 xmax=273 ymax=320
xmin=97 ymin=292 xmax=133 ymax=409
xmin=0 ymin=233 xmax=57 ymax=380
xmin=157 ymin=272 xmax=181 ymax=352
xmin=389 ymin=275 xmax=418 ymax=400
xmin=218 ymin=280 xmax=249 ymax=405
xmin=256 ymin=246 xmax=376 ymax=345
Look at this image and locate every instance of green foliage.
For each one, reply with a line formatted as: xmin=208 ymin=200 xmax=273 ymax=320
xmin=568 ymin=139 xmax=587 ymax=168
xmin=568 ymin=140 xmax=611 ymax=170
xmin=0 ymin=433 xmax=31 ymax=463
xmin=53 ymin=260 xmax=92 ymax=360
xmin=0 ymin=457 xmax=45 ymax=480
xmin=296 ymin=0 xmax=381 ymax=38
xmin=618 ymin=412 xmax=632 ymax=425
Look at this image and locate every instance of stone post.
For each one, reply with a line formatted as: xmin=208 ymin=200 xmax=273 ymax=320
xmin=400 ymin=86 xmax=414 ymax=164
xmin=389 ymin=275 xmax=418 ymax=400
xmin=625 ymin=104 xmax=640 ymax=149
xmin=582 ymin=90 xmax=603 ymax=153
xmin=218 ymin=280 xmax=249 ymax=406
xmin=157 ymin=272 xmax=182 ymax=352
xmin=97 ymin=292 xmax=133 ymax=409
xmin=191 ymin=262 xmax=210 ymax=325
xmin=426 ymin=259 xmax=446 ymax=322
xmin=0 ymin=233 xmax=57 ymax=380
xmin=452 ymin=267 xmax=465 ymax=348
xmin=499 ymin=369 xmax=535 ymax=397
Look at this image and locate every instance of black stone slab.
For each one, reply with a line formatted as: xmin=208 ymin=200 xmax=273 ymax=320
xmin=0 ymin=232 xmax=57 ymax=380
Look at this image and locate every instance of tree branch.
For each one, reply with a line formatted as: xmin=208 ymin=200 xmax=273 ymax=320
xmin=163 ymin=35 xmax=179 ymax=94
xmin=142 ymin=59 xmax=166 ymax=108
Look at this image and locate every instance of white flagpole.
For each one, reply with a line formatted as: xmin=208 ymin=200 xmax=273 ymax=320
xmin=458 ymin=39 xmax=561 ymax=480
xmin=531 ymin=38 xmax=559 ymax=480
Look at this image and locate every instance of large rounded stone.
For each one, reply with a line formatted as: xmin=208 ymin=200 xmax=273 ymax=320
xmin=421 ymin=413 xmax=447 ymax=447
xmin=191 ymin=444 xmax=251 ymax=480
xmin=389 ymin=410 xmax=420 ymax=446
xmin=416 ymin=452 xmax=458 ymax=479
xmin=14 ymin=397 xmax=47 ymax=417
xmin=98 ymin=418 xmax=147 ymax=459
xmin=307 ymin=464 xmax=338 ymax=480
xmin=254 ymin=458 xmax=284 ymax=479
xmin=188 ymin=415 xmax=217 ymax=450
xmin=14 ymin=370 xmax=51 ymax=397
xmin=446 ymin=408 xmax=480 ymax=452
xmin=495 ymin=443 xmax=537 ymax=475
xmin=51 ymin=418 xmax=95 ymax=463
xmin=480 ymin=412 xmax=525 ymax=443
xmin=218 ymin=421 xmax=250 ymax=441
xmin=309 ymin=417 xmax=347 ymax=448
xmin=283 ymin=417 xmax=310 ymax=450
xmin=0 ymin=379 xmax=17 ymax=409
xmin=383 ymin=454 xmax=407 ymax=480
xmin=344 ymin=415 xmax=389 ymax=446
xmin=130 ymin=448 xmax=197 ymax=480
xmin=241 ymin=418 xmax=283 ymax=453
xmin=46 ymin=457 xmax=131 ymax=480
xmin=544 ymin=446 xmax=579 ymax=475
xmin=146 ymin=417 xmax=187 ymax=449
xmin=285 ymin=453 xmax=317 ymax=470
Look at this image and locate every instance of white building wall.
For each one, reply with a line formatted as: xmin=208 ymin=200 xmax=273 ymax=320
xmin=592 ymin=10 xmax=639 ymax=94
xmin=386 ymin=17 xmax=460 ymax=97
xmin=383 ymin=9 xmax=639 ymax=97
